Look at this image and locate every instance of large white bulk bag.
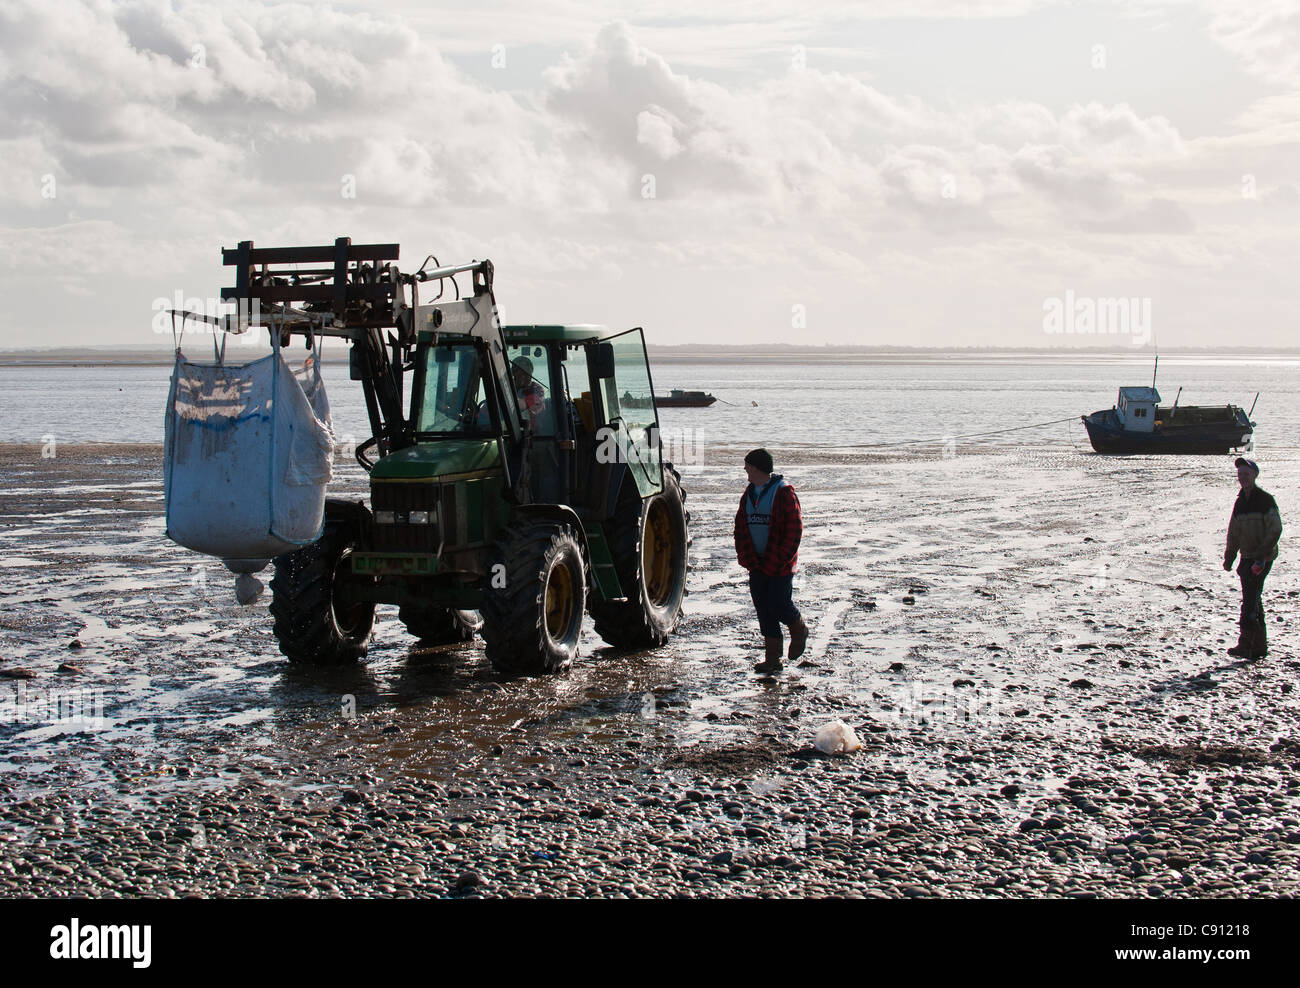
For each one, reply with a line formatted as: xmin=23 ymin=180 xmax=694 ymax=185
xmin=164 ymin=339 xmax=334 ymax=573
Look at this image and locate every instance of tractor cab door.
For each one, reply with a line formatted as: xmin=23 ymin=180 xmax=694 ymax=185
xmin=507 ymin=343 xmax=565 ymax=504
xmin=587 ymin=329 xmax=663 ymax=505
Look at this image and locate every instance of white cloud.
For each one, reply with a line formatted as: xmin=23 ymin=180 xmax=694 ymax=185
xmin=636 ymin=107 xmax=684 ymax=159
xmin=0 ymin=1 xmax=1296 ymax=348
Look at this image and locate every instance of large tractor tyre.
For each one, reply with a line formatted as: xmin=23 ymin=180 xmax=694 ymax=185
xmin=399 ymin=606 xmax=483 ymax=645
xmin=481 ymin=521 xmax=587 ymax=677
xmin=590 ymin=464 xmax=690 ymax=650
xmin=269 ymin=516 xmax=376 ymax=666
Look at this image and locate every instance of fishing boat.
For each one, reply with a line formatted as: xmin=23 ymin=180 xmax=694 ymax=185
xmin=623 ymin=389 xmax=717 ymax=408
xmin=1081 ymin=360 xmax=1256 ymax=454
xmin=656 ymin=389 xmax=717 ymax=408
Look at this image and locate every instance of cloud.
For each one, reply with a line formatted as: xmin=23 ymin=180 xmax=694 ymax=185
xmin=1057 ymin=102 xmax=1185 ymax=157
xmin=636 ymin=107 xmax=685 ymax=159
xmin=2 ymin=2 xmax=1297 ymax=348
xmin=1079 ymin=197 xmax=1196 ymax=234
xmin=1204 ymin=2 xmax=1300 ymax=87
xmin=1012 ymin=145 xmax=1128 ymax=211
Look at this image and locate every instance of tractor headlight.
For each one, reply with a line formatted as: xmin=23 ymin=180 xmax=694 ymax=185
xmin=409 ymin=511 xmax=430 ymax=525
xmin=374 ymin=511 xmax=395 ymax=525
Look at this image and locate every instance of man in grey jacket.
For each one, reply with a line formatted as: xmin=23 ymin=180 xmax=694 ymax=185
xmin=1224 ymin=458 xmax=1282 ymax=659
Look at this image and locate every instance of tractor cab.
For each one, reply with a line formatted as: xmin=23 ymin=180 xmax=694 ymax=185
xmin=388 ymin=320 xmax=664 ymax=508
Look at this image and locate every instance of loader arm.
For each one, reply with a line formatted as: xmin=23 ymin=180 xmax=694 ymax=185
xmin=220 ymin=237 xmax=504 ymax=470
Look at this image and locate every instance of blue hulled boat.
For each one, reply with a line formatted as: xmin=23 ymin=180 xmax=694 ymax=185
xmin=1082 ymin=385 xmax=1254 ymax=455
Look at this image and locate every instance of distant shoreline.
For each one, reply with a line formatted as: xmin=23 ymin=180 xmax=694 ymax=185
xmin=3 ymin=344 xmax=1299 ymax=368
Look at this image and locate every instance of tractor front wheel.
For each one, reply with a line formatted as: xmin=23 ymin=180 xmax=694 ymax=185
xmin=481 ymin=520 xmax=587 ymax=677
xmin=269 ymin=512 xmax=376 ymax=666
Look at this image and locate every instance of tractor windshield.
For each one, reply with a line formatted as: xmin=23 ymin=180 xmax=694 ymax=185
xmin=416 ymin=344 xmax=491 ymax=434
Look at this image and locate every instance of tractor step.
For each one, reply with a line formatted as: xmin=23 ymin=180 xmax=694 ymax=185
xmin=583 ymin=525 xmax=625 ymax=602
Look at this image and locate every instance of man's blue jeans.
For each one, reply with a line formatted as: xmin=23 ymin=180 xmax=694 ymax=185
xmin=749 ymin=571 xmax=801 ymax=639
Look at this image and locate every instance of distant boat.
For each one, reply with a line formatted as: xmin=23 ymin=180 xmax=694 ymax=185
xmin=623 ymin=389 xmax=717 ymax=408
xmin=1081 ymin=385 xmax=1255 ymax=454
xmin=656 ymin=389 xmax=717 ymax=408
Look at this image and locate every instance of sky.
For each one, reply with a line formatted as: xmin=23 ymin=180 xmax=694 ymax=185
xmin=1 ymin=0 xmax=1297 ymax=349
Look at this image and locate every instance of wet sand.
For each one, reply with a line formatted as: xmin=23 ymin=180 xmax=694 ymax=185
xmin=1 ymin=442 xmax=1297 ymax=898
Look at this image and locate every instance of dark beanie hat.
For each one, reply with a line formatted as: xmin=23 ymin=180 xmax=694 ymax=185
xmin=1235 ymin=457 xmax=1259 ymax=475
xmin=745 ymin=448 xmax=774 ymax=474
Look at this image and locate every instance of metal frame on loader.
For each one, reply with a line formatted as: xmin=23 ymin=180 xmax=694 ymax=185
xmin=218 ymin=238 xmax=690 ymax=676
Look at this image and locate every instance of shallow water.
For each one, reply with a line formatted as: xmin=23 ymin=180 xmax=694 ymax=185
xmin=2 ymin=355 xmax=1297 ymax=454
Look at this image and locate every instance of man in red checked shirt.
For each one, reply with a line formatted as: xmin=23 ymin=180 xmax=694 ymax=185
xmin=512 ymin=356 xmax=545 ymax=421
xmin=735 ymin=448 xmax=808 ymax=674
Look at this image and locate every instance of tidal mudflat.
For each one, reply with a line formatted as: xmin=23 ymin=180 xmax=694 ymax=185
xmin=1 ymin=442 xmax=1296 ymax=898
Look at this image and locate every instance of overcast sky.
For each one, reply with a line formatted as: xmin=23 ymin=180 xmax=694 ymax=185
xmin=1 ymin=0 xmax=1297 ymax=349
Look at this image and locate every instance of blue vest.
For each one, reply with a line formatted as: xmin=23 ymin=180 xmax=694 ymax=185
xmin=746 ymin=475 xmax=786 ymax=556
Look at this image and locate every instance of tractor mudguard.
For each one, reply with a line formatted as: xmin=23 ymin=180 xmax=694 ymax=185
xmin=506 ymin=502 xmax=624 ymax=598
xmin=509 ymin=503 xmax=587 ymax=565
xmin=324 ymin=497 xmax=372 ymax=540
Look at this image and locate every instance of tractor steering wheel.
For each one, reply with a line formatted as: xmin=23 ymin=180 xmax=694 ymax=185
xmin=461 ymin=399 xmax=490 ymax=430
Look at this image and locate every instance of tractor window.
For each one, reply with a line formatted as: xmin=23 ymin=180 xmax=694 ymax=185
xmin=417 ymin=344 xmax=490 ymax=434
xmin=604 ymin=333 xmax=656 ymax=440
xmin=595 ymin=328 xmax=662 ymax=495
xmin=507 ymin=344 xmax=557 ymax=436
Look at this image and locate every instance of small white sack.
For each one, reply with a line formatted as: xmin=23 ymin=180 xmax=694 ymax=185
xmin=814 ymin=719 xmax=862 ymax=755
xmin=165 ymin=341 xmax=334 ymax=570
xmin=234 ymin=572 xmax=265 ymax=605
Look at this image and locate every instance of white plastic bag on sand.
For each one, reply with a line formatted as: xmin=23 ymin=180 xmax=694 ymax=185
xmin=164 ymin=339 xmax=334 ymax=573
xmin=814 ymin=720 xmax=862 ymax=755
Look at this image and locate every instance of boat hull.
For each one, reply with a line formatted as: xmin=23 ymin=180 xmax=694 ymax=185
xmin=623 ymin=393 xmax=717 ymax=408
xmin=1081 ymin=408 xmax=1253 ymax=455
xmin=654 ymin=396 xmax=717 ymax=408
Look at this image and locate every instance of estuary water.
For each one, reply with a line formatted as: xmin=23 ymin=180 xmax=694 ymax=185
xmin=1 ymin=354 xmax=1296 ymax=457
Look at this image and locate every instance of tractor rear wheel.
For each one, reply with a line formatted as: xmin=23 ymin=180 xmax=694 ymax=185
xmin=399 ymin=606 xmax=483 ymax=645
xmin=481 ymin=520 xmax=586 ymax=677
xmin=269 ymin=512 xmax=376 ymax=665
xmin=590 ymin=464 xmax=690 ymax=649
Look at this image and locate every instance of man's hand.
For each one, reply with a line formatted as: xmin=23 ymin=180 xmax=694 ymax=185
xmin=1223 ymin=556 xmax=1234 ymax=571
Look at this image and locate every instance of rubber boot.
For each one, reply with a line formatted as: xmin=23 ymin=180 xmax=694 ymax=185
xmin=1227 ymin=624 xmax=1252 ymax=658
xmin=1251 ymin=622 xmax=1268 ymax=659
xmin=754 ymin=636 xmax=784 ymax=674
xmin=788 ymin=618 xmax=809 ymax=662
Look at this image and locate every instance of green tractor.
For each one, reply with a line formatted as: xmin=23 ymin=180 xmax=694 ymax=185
xmin=221 ymin=239 xmax=690 ymax=675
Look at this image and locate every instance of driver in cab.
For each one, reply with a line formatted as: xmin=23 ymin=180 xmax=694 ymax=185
xmin=512 ymin=356 xmax=545 ymax=424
